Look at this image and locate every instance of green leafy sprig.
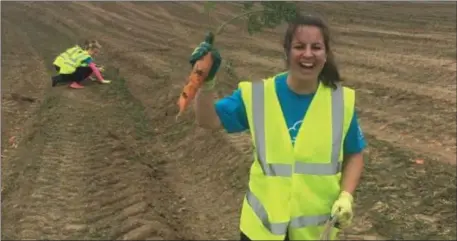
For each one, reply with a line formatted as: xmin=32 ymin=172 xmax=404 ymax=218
xmin=203 ymin=1 xmax=299 ymax=37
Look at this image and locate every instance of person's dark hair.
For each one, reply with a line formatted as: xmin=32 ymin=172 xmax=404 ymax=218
xmin=283 ymin=13 xmax=341 ymax=89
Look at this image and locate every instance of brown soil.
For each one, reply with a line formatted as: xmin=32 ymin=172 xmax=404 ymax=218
xmin=2 ymin=2 xmax=456 ymax=240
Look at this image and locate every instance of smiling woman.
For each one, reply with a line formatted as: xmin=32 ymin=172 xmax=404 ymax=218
xmin=283 ymin=14 xmax=342 ymax=95
xmin=191 ymin=13 xmax=367 ymax=241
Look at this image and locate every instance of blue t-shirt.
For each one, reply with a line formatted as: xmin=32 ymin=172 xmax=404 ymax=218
xmin=83 ymin=57 xmax=93 ymax=65
xmin=214 ymin=73 xmax=367 ymax=155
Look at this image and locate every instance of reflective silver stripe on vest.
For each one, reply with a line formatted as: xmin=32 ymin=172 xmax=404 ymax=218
xmin=247 ymin=81 xmax=344 ymax=233
xmin=246 ymin=188 xmax=288 ymax=235
xmin=251 ymin=81 xmax=344 ymax=176
xmin=61 ymin=47 xmax=88 ymax=68
xmin=63 ymin=53 xmax=88 ymax=68
xmin=246 ymin=188 xmax=330 ymax=235
xmin=251 ymin=81 xmax=293 ymax=177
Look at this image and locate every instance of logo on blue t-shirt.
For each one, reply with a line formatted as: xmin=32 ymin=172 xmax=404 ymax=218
xmin=288 ymin=120 xmax=303 ymax=144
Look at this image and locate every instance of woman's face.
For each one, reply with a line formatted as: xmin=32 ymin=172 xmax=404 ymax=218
xmin=288 ymin=25 xmax=327 ymax=82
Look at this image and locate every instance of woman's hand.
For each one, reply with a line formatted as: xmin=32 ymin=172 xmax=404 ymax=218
xmin=331 ymin=191 xmax=354 ymax=228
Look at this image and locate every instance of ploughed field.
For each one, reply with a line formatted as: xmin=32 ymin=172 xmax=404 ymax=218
xmin=1 ymin=2 xmax=455 ymax=240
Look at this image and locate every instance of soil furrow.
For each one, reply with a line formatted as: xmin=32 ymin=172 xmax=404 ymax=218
xmin=341 ymin=58 xmax=455 ymax=87
xmin=3 ymin=80 xmax=187 ymax=240
xmin=11 ymin=91 xmax=100 ymax=239
xmin=353 ymin=81 xmax=456 ymax=134
xmin=341 ymin=66 xmax=456 ymax=104
xmin=98 ymin=39 xmax=248 ymax=239
xmin=360 ymin=116 xmax=456 ymax=165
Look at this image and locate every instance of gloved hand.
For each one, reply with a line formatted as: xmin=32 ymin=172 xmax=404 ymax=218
xmin=99 ymin=79 xmax=111 ymax=84
xmin=97 ymin=65 xmax=105 ymax=72
xmin=189 ymin=32 xmax=222 ymax=90
xmin=331 ymin=191 xmax=354 ymax=229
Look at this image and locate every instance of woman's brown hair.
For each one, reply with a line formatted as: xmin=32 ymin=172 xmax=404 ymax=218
xmin=282 ymin=13 xmax=342 ymax=89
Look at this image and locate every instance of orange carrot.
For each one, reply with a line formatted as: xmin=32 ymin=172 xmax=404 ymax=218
xmin=176 ymin=52 xmax=214 ymax=119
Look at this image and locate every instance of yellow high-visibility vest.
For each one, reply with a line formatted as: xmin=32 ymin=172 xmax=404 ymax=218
xmin=53 ymin=45 xmax=91 ymax=74
xmin=238 ymin=73 xmax=355 ymax=240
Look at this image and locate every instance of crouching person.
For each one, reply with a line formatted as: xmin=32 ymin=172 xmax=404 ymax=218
xmin=51 ymin=40 xmax=111 ymax=89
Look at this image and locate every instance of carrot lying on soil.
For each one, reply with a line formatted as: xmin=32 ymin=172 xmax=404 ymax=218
xmin=176 ymin=52 xmax=214 ymax=119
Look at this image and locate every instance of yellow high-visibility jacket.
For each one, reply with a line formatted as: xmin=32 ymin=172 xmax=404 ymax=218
xmin=53 ymin=45 xmax=91 ymax=74
xmin=238 ymin=74 xmax=355 ymax=240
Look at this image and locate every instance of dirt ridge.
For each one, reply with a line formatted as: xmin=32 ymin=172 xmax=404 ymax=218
xmin=2 ymin=78 xmax=186 ymax=240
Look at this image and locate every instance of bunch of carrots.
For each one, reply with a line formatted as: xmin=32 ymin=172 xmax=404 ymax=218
xmin=176 ymin=32 xmax=216 ymax=119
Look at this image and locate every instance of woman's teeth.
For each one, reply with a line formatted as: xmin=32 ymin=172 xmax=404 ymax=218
xmin=300 ymin=62 xmax=314 ymax=68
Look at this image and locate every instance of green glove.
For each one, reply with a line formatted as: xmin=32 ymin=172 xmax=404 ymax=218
xmin=97 ymin=65 xmax=105 ymax=72
xmin=189 ymin=32 xmax=222 ymax=89
xmin=331 ymin=191 xmax=354 ymax=229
